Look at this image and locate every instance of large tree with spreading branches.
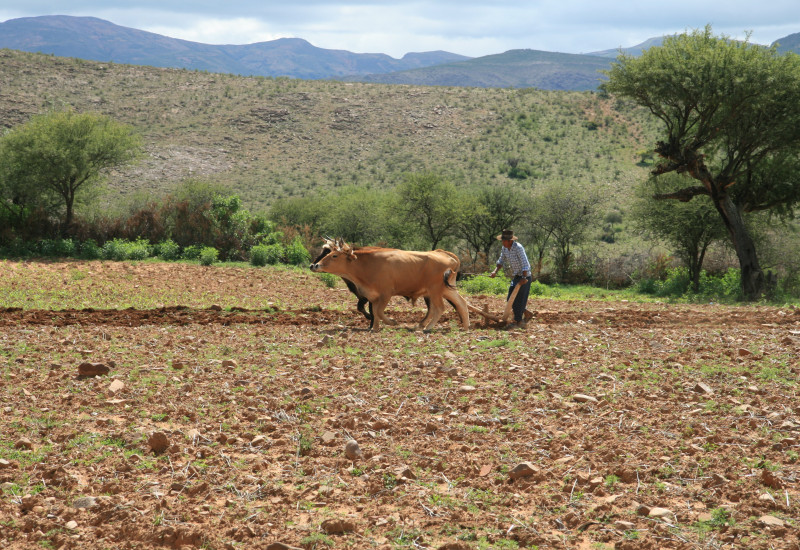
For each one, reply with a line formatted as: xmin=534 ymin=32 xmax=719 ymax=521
xmin=603 ymin=26 xmax=800 ymax=299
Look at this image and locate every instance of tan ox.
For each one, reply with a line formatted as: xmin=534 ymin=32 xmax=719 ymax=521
xmin=310 ymin=239 xmax=470 ymax=331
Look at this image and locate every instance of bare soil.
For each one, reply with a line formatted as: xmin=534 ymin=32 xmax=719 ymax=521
xmin=1 ymin=261 xmax=798 ymax=549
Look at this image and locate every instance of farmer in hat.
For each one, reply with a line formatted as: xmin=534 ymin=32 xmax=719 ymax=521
xmin=490 ymin=229 xmax=532 ymax=329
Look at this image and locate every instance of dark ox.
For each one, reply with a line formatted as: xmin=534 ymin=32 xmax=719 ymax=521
xmin=310 ymin=239 xmax=470 ymax=331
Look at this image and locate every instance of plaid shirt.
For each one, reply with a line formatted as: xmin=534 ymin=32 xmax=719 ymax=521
xmin=496 ymin=241 xmax=531 ymax=277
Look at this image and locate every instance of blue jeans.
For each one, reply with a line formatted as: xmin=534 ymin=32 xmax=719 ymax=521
xmin=506 ymin=275 xmax=531 ymax=323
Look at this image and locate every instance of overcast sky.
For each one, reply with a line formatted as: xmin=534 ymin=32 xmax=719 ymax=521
xmin=2 ymin=1 xmax=799 ymax=58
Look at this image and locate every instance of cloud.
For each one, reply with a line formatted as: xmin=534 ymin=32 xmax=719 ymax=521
xmin=2 ymin=0 xmax=799 ymax=57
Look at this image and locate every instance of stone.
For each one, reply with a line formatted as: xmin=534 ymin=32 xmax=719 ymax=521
xmin=761 ymin=469 xmax=783 ymax=490
xmin=78 ymin=362 xmax=110 ymax=377
xmin=321 ymin=518 xmax=355 ymax=534
xmin=321 ymin=431 xmax=337 ymax=445
xmin=148 ymin=432 xmax=170 ymax=453
xmin=573 ymin=394 xmax=599 ymax=404
xmin=759 ymin=493 xmax=777 ymax=505
xmin=250 ymin=435 xmax=267 ymax=446
xmin=759 ymin=515 xmax=784 ymax=527
xmin=14 ymin=438 xmax=33 ymax=450
xmin=693 ymin=382 xmax=713 ymax=395
xmin=316 ymin=335 xmax=334 ymax=348
xmin=344 ymin=439 xmax=362 ymax=460
xmin=186 ymin=481 xmax=209 ymax=496
xmin=0 ymin=459 xmax=15 ymax=469
xmin=299 ymin=387 xmax=314 ymax=399
xmin=459 ymin=385 xmax=476 ymax=393
xmin=703 ymin=473 xmax=729 ymax=488
xmin=72 ymin=496 xmax=97 ymax=509
xmin=108 ymin=380 xmax=125 ymax=394
xmin=509 ymin=462 xmax=540 ymax=480
xmin=648 ymin=507 xmax=675 ymax=521
xmin=266 ymin=543 xmax=303 ymax=550
xmin=396 ymin=466 xmax=416 ymax=481
xmin=20 ymin=495 xmax=38 ymax=511
xmin=65 ymin=520 xmax=78 ymax=530
xmin=222 ymin=359 xmax=238 ymax=369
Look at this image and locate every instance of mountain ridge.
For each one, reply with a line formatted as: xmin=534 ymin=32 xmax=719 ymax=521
xmin=1 ymin=15 xmax=798 ymax=90
xmin=0 ymin=15 xmax=470 ymax=79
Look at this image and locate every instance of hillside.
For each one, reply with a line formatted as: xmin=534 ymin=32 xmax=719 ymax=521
xmin=0 ymin=16 xmax=470 ymax=79
xmin=774 ymin=32 xmax=800 ymax=54
xmin=0 ymin=49 xmax=659 ymax=216
xmin=348 ymin=49 xmax=613 ymax=91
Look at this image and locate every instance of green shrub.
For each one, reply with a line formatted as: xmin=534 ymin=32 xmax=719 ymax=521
xmin=636 ymin=277 xmax=659 ymax=295
xmin=182 ymin=245 xmax=205 ymax=261
xmin=460 ymin=274 xmax=510 ymax=296
xmin=102 ymin=238 xmax=129 ymax=261
xmin=529 ymin=280 xmax=547 ymax=296
xmin=659 ymin=267 xmax=691 ymax=296
xmin=156 ymin=239 xmax=181 ymax=261
xmin=198 ymin=246 xmax=218 ymax=266
xmin=699 ymin=268 xmax=742 ymax=301
xmin=316 ymin=272 xmax=339 ymax=288
xmin=38 ymin=238 xmax=76 ymax=258
xmin=285 ymin=236 xmax=311 ymax=266
xmin=79 ymin=239 xmax=102 ymax=260
xmin=1 ymin=238 xmax=33 ymax=257
xmin=249 ymin=244 xmax=269 ymax=267
xmin=125 ymin=238 xmax=152 ymax=261
xmin=250 ymin=243 xmax=284 ymax=266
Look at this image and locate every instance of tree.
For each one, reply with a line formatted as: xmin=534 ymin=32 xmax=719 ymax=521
xmin=603 ymin=26 xmax=800 ymax=299
xmin=395 ymin=172 xmax=460 ymax=250
xmin=0 ymin=108 xmax=141 ymax=235
xmin=535 ymin=183 xmax=601 ymax=281
xmin=458 ymin=186 xmax=528 ymax=266
xmin=319 ymin=186 xmax=391 ymax=246
xmin=632 ymin=174 xmax=728 ymax=291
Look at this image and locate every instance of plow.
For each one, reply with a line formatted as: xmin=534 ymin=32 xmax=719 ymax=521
xmin=463 ymin=281 xmax=534 ymax=327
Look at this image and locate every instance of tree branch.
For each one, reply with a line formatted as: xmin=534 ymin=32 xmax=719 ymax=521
xmin=653 ymin=186 xmax=710 ymax=202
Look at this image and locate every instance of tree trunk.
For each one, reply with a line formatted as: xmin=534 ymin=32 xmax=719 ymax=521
xmin=63 ymin=193 xmax=75 ymax=238
xmin=714 ymin=195 xmax=764 ymax=300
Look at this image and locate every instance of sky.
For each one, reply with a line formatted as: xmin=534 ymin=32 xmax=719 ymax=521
xmin=1 ymin=1 xmax=799 ymax=59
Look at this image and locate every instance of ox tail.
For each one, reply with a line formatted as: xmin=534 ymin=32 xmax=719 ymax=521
xmin=443 ymin=269 xmax=458 ymax=289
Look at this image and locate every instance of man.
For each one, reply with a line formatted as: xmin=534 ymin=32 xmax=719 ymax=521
xmin=489 ymin=229 xmax=532 ymax=329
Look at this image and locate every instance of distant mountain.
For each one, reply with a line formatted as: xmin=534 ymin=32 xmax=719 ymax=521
xmin=1 ymin=16 xmax=797 ymax=90
xmin=773 ymin=32 xmax=800 ymax=54
xmin=346 ymin=49 xmax=613 ymax=91
xmin=0 ymin=15 xmax=470 ymax=79
xmin=587 ymin=37 xmax=667 ymax=58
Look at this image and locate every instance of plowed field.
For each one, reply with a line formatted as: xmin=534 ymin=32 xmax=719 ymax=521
xmin=1 ymin=260 xmax=798 ymax=549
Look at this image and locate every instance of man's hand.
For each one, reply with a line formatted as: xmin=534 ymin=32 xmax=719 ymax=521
xmin=489 ymin=270 xmax=497 ymax=278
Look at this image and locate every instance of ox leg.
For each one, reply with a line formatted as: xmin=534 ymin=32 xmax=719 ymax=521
xmin=443 ymin=288 xmax=470 ymax=330
xmin=416 ymin=296 xmax=434 ymax=329
xmin=356 ymin=297 xmax=376 ymax=329
xmin=371 ymin=298 xmax=394 ymax=332
xmin=421 ymin=297 xmax=445 ymax=331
